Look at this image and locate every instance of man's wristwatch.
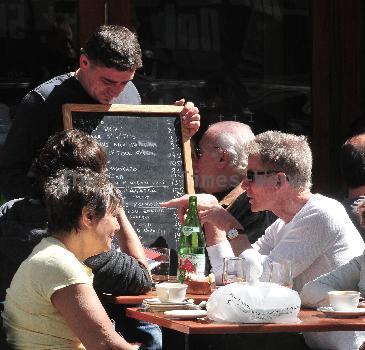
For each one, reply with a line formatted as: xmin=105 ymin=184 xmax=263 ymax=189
xmin=226 ymin=228 xmax=244 ymax=241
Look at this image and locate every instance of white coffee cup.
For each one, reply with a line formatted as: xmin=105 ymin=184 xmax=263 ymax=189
xmin=328 ymin=290 xmax=360 ymax=311
xmin=156 ymin=282 xmax=188 ymax=303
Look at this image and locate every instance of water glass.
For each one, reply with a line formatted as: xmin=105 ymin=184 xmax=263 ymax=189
xmin=264 ymin=260 xmax=293 ymax=288
xmin=222 ymin=257 xmax=246 ymax=285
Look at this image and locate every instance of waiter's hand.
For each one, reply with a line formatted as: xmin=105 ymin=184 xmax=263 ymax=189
xmin=175 ymin=99 xmax=200 ymax=137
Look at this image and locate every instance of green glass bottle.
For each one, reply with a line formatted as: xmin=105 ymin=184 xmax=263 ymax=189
xmin=177 ymin=196 xmax=206 ymax=283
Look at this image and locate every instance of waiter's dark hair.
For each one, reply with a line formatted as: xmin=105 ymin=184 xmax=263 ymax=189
xmin=82 ymin=25 xmax=143 ymax=71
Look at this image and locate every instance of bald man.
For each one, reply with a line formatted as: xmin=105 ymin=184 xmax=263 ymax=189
xmin=340 ymin=133 xmax=365 ymax=239
xmin=162 ymin=121 xmax=276 ymax=253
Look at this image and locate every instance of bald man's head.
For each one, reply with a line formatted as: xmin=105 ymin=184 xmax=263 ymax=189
xmin=202 ymin=121 xmax=254 ymax=170
xmin=205 ymin=121 xmax=254 ymax=143
xmin=194 ymin=121 xmax=254 ymax=193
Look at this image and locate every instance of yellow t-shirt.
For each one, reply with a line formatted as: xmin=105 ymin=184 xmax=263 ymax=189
xmin=2 ymin=236 xmax=93 ymax=350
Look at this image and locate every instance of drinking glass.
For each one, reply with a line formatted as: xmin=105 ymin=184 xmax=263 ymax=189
xmin=265 ymin=260 xmax=293 ymax=288
xmin=146 ymin=247 xmax=171 ymax=283
xmin=222 ymin=257 xmax=246 ymax=285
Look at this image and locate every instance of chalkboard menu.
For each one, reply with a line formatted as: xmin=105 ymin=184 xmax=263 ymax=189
xmin=63 ymin=104 xmax=194 ymax=253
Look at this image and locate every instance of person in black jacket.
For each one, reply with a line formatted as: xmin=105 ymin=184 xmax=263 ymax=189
xmin=0 ymin=129 xmax=161 ymax=349
xmin=0 ymin=25 xmax=200 ymax=201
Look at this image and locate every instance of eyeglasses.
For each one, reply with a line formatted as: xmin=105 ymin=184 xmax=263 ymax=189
xmin=194 ymin=144 xmax=202 ymax=159
xmin=245 ymin=170 xmax=285 ymax=183
xmin=193 ymin=144 xmax=221 ymax=159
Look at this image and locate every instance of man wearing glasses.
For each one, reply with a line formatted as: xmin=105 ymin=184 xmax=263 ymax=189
xmin=202 ymin=131 xmax=365 ymax=350
xmin=206 ymin=131 xmax=364 ymax=291
xmin=0 ymin=25 xmax=200 ymax=201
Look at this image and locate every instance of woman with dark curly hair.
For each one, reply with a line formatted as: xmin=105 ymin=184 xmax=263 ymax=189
xmin=2 ymin=169 xmax=141 ymax=349
xmin=0 ymin=129 xmax=157 ymax=349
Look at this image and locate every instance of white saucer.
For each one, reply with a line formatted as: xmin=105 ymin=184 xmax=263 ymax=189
xmin=143 ymin=298 xmax=192 ymax=305
xmin=143 ymin=298 xmax=198 ymax=311
xmin=143 ymin=298 xmax=161 ymax=303
xmin=147 ymin=304 xmax=198 ymax=311
xmin=317 ymin=306 xmax=365 ymax=318
xmin=164 ymin=309 xmax=208 ymax=319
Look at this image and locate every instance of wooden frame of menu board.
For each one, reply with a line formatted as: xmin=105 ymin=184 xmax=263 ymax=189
xmin=62 ymin=103 xmax=194 ymax=254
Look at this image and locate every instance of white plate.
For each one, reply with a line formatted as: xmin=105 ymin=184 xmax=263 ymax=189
xmin=143 ymin=298 xmax=198 ymax=311
xmin=317 ymin=306 xmax=365 ymax=318
xmin=143 ymin=298 xmax=192 ymax=306
xmin=164 ymin=309 xmax=208 ymax=319
xmin=146 ymin=303 xmax=199 ymax=312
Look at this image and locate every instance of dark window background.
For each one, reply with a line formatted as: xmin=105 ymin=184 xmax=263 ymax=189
xmin=0 ymin=0 xmax=78 ymax=105
xmin=0 ymin=0 xmax=311 ymax=139
xmin=132 ymin=0 xmax=311 ymax=137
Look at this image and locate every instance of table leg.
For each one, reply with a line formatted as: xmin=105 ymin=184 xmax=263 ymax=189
xmin=184 ymin=334 xmax=190 ymax=350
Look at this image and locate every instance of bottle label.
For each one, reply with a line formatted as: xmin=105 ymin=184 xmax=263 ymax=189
xmin=177 ymin=254 xmax=205 ymax=282
xmin=181 ymin=226 xmax=200 ymax=236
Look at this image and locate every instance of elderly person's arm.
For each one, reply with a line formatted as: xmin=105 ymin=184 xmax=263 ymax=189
xmin=52 ymin=283 xmax=139 ymax=349
xmin=300 ymin=253 xmax=364 ymax=308
xmin=162 ymin=195 xmax=252 ymax=284
xmin=85 ymin=207 xmax=152 ymax=295
xmin=205 ymin=226 xmax=252 ymax=284
xmin=85 ymin=250 xmax=152 ymax=295
xmin=200 ymin=206 xmax=252 ymax=284
xmin=115 ymin=207 xmax=148 ymax=268
xmin=253 ymin=199 xmax=365 ymax=291
xmin=160 ymin=193 xmax=219 ymax=223
xmin=199 ymin=205 xmax=252 ymax=254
